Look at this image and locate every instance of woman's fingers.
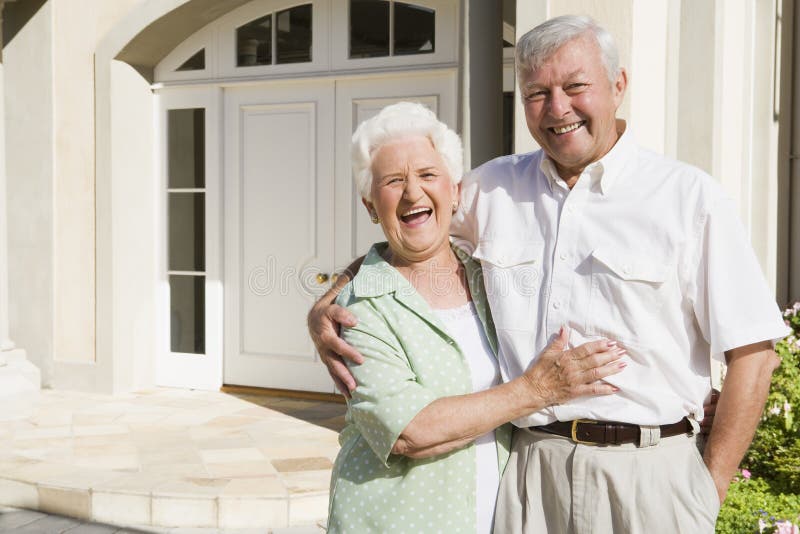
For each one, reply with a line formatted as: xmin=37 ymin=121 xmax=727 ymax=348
xmin=574 ymin=382 xmax=621 ymax=397
xmin=569 ymin=338 xmax=619 ymax=359
xmin=582 ymin=357 xmax=627 ymax=382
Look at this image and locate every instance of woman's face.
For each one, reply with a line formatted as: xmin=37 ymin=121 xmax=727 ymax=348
xmin=364 ymin=136 xmax=458 ymax=263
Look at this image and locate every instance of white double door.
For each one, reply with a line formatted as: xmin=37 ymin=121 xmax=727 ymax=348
xmin=223 ymin=72 xmax=456 ymax=392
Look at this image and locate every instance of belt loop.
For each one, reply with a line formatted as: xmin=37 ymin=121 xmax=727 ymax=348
xmin=688 ymin=418 xmax=701 ymax=436
xmin=638 ymin=425 xmax=661 ymax=448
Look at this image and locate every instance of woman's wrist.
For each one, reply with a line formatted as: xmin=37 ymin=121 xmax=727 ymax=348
xmin=508 ymin=373 xmax=549 ymax=417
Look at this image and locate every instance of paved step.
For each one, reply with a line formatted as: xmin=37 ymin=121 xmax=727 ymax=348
xmin=0 ymin=389 xmax=345 ymax=531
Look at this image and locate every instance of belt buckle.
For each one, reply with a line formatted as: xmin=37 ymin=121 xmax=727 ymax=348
xmin=571 ymin=419 xmax=600 ymax=445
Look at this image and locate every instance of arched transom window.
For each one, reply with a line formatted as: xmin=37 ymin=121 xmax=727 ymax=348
xmin=154 ymin=0 xmax=457 ymax=83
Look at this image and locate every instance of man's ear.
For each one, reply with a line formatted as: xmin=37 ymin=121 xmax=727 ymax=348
xmin=613 ymin=67 xmax=628 ymax=108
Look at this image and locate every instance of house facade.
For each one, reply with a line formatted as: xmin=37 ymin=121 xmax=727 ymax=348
xmin=0 ymin=0 xmax=797 ymax=400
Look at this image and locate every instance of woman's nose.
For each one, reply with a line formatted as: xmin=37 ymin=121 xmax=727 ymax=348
xmin=403 ymin=176 xmax=424 ymax=200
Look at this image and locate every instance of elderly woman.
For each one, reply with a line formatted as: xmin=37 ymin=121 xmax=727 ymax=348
xmin=326 ymin=102 xmax=626 ymax=534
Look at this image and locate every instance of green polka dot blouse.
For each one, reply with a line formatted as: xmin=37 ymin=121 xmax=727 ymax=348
xmin=327 ymin=242 xmax=512 ymax=534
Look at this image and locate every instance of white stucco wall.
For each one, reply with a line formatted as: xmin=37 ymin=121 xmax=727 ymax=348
xmin=52 ymin=0 xmax=98 ymax=365
xmin=6 ymin=0 xmax=153 ymax=390
xmin=5 ymin=1 xmax=55 ymax=383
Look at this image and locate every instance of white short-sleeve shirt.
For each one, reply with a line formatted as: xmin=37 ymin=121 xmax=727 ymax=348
xmin=451 ymin=125 xmax=791 ymax=427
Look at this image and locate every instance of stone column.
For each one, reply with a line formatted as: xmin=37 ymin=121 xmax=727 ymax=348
xmin=467 ymin=0 xmax=503 ymax=167
xmin=0 ymin=0 xmax=41 ymax=420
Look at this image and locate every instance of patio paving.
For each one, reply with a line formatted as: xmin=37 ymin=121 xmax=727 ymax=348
xmin=0 ymin=388 xmax=347 ymax=531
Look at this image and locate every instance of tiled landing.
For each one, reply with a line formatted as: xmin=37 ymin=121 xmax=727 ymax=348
xmin=0 ymin=389 xmax=347 ymax=531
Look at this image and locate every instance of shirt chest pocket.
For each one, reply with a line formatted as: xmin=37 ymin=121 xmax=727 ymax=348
xmin=588 ymin=246 xmax=674 ymax=334
xmin=473 ymin=240 xmax=543 ymax=331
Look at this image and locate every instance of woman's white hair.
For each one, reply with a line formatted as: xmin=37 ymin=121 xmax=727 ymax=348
xmin=515 ymin=15 xmax=620 ymax=84
xmin=351 ymin=102 xmax=463 ymax=201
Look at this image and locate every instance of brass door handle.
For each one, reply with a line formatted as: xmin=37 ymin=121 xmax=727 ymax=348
xmin=316 ymin=273 xmax=330 ymax=284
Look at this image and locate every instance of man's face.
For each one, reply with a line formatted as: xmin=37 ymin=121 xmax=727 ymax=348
xmin=520 ymin=35 xmax=627 ymax=179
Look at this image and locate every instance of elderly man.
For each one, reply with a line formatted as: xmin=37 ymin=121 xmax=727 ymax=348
xmin=309 ymin=15 xmax=789 ymax=533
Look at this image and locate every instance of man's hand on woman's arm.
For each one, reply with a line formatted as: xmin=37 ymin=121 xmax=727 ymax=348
xmin=307 ymin=257 xmax=365 ymax=396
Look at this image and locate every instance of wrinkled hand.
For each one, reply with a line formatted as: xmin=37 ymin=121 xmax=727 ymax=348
xmin=307 ymin=301 xmax=363 ymax=397
xmin=523 ymin=328 xmax=626 ymax=406
xmin=700 ymin=388 xmax=720 ymax=436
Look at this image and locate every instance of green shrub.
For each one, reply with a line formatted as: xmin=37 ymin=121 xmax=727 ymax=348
xmin=716 ymin=303 xmax=800 ymax=533
xmin=717 ymin=476 xmax=800 ymax=534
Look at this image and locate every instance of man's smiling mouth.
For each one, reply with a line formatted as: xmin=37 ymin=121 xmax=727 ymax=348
xmin=550 ymin=121 xmax=586 ymax=135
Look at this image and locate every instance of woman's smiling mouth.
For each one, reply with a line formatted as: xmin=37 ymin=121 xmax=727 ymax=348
xmin=400 ymin=206 xmax=433 ymax=226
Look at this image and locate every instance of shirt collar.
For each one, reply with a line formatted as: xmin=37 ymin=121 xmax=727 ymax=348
xmin=351 ymin=242 xmax=410 ymax=299
xmin=351 ymin=241 xmax=478 ymax=299
xmin=538 ymin=119 xmax=635 ymax=195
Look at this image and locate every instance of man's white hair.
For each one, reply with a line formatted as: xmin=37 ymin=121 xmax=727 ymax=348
xmin=351 ymin=102 xmax=463 ymax=201
xmin=515 ymin=15 xmax=620 ymax=84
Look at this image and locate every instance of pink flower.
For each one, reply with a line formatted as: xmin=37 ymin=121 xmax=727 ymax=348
xmin=770 ymin=404 xmax=782 ymax=416
xmin=741 ymin=469 xmax=751 ymax=479
xmin=774 ymin=521 xmax=799 ymax=534
xmin=785 ymin=401 xmax=792 ymax=413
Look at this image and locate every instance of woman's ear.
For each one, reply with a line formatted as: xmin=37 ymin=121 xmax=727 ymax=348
xmin=361 ymin=197 xmax=375 ymax=216
xmin=451 ymin=182 xmax=461 ymax=211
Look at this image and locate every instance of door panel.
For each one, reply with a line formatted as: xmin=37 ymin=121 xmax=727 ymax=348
xmin=224 ymin=82 xmax=335 ymax=391
xmin=334 ymin=72 xmax=458 ymax=270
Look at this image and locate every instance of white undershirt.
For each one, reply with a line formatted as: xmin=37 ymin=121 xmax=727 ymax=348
xmin=433 ymin=301 xmax=502 ymax=534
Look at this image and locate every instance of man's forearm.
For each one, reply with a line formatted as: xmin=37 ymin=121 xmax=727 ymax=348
xmin=309 ymin=257 xmax=364 ymax=312
xmin=703 ymin=342 xmax=780 ymax=502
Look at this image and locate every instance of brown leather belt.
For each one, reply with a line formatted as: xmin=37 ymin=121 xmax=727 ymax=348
xmin=536 ymin=417 xmax=693 ymax=446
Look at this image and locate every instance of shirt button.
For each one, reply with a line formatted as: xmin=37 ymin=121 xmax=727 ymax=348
xmin=552 ymin=301 xmax=561 ymax=309
xmin=559 ymin=252 xmax=568 ymax=261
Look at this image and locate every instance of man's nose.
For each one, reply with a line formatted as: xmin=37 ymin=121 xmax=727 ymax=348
xmin=547 ymin=89 xmax=571 ymax=118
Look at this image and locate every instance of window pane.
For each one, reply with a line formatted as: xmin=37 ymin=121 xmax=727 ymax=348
xmin=276 ymin=4 xmax=312 ymax=64
xmin=168 ymin=192 xmax=205 ymax=272
xmin=169 ymin=275 xmax=205 ymax=354
xmin=176 ymin=49 xmax=205 ymax=71
xmin=237 ymin=14 xmax=272 ymax=66
xmin=167 ymin=108 xmax=205 ymax=188
xmin=350 ymin=0 xmax=389 ymax=58
xmin=394 ymin=2 xmax=435 ymax=55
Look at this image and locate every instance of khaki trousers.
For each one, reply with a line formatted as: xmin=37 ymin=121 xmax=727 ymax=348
xmin=493 ymin=427 xmax=720 ymax=534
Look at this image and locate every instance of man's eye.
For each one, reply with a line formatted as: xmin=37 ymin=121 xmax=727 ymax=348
xmin=565 ymin=83 xmax=588 ymax=92
xmin=525 ymin=91 xmax=547 ymax=101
